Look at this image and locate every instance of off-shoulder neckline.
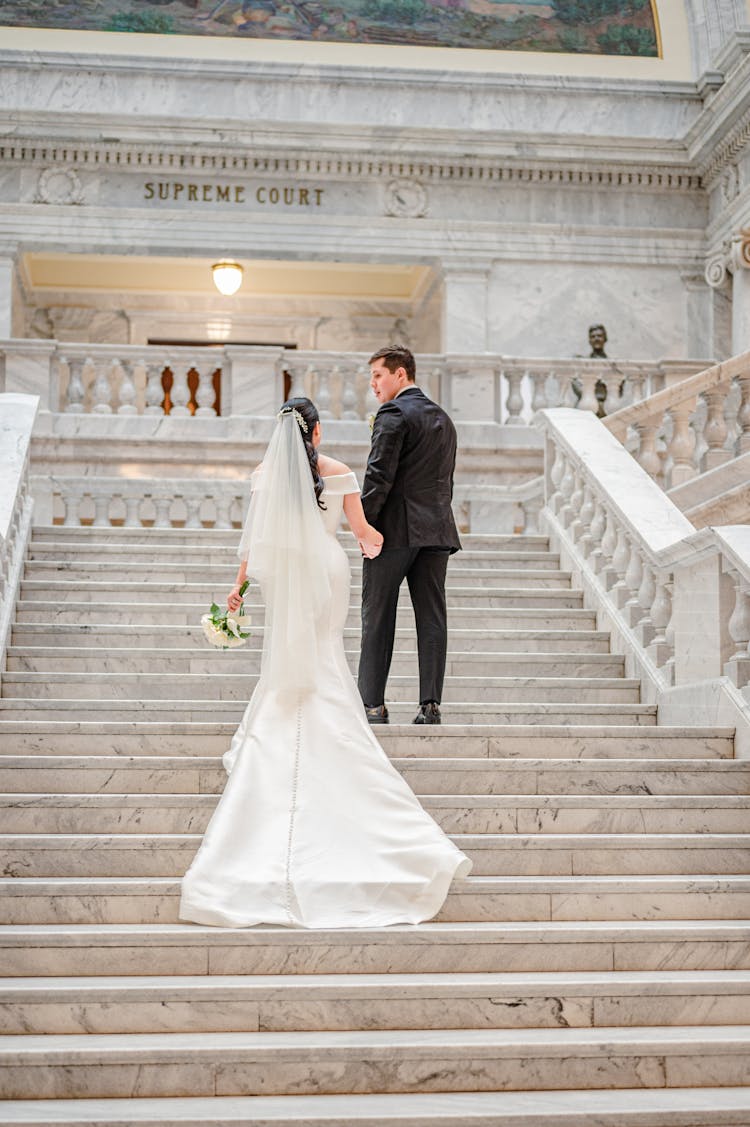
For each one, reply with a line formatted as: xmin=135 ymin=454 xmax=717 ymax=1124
xmin=322 ymin=472 xmax=355 ymax=480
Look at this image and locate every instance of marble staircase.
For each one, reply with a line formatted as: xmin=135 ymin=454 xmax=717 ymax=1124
xmin=1 ymin=526 xmax=750 ymax=1124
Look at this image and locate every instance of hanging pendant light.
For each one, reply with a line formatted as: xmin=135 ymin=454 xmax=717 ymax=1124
xmin=212 ymin=260 xmax=244 ymax=296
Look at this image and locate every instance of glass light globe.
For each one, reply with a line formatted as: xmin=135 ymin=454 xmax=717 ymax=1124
xmin=212 ymin=261 xmax=243 ymax=296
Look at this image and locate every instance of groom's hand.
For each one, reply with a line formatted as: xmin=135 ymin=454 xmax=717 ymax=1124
xmin=358 ymin=530 xmax=384 ymax=559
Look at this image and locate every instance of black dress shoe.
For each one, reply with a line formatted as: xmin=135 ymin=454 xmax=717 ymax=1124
xmin=365 ymin=704 xmax=389 ymax=724
xmin=414 ymin=702 xmax=441 ymax=725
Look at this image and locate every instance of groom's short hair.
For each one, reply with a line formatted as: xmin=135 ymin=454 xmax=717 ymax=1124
xmin=369 ymin=347 xmax=416 ymax=382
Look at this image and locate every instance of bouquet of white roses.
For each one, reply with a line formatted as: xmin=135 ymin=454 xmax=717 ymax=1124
xmin=201 ymin=579 xmax=252 ymax=649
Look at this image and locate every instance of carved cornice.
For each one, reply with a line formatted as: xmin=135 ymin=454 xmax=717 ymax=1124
xmin=0 ymin=139 xmax=702 ymax=193
xmin=697 ymin=103 xmax=750 ymax=186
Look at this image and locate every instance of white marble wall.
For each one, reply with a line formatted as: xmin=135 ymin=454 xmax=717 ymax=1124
xmin=488 ymin=264 xmax=697 ymax=360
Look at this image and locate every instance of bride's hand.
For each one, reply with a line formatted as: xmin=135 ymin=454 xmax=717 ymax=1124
xmin=227 ymin=585 xmax=243 ymax=612
xmin=358 ymin=528 xmax=384 ymax=559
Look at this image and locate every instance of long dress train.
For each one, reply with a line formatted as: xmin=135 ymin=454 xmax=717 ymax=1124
xmin=179 ymin=471 xmax=472 ymax=929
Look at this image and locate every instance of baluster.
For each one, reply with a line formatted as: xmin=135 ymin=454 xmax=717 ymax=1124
xmin=587 ymin=497 xmax=606 ymax=572
xmin=735 ymin=372 xmax=750 ymax=454
xmin=91 ymin=360 xmax=114 ymax=414
xmin=215 ymin=493 xmax=233 ymax=530
xmin=563 ymin=469 xmax=584 ymax=532
xmin=725 ymin=570 xmax=750 ymax=689
xmin=153 ymin=494 xmax=173 ymax=528
xmin=355 ymin=363 xmax=371 ymax=418
xmin=302 ymin=363 xmax=317 ymax=400
xmin=195 ymin=363 xmax=217 ymax=417
xmin=576 ymin=484 xmax=596 ymax=557
xmin=317 ymin=370 xmax=333 ymax=419
xmin=610 ymin=527 xmax=631 ymax=607
xmin=556 ymin=458 xmax=575 ymax=524
xmin=599 ymin=508 xmax=618 ymax=586
xmin=636 ymin=558 xmax=657 ymax=644
xmin=571 ymin=480 xmax=592 ymax=545
xmin=117 ymin=361 xmax=138 ymax=415
xmin=62 ymin=489 xmax=80 ymax=527
xmin=63 ymin=357 xmax=86 ymax=414
xmin=184 ymin=496 xmax=203 ymax=530
xmin=634 ymin=420 xmax=664 ymax=484
xmin=284 ymin=364 xmax=301 ymax=400
xmin=667 ymin=402 xmax=697 ymax=486
xmin=341 ymin=367 xmax=359 ymax=419
xmin=700 ymin=387 xmax=730 ymax=470
xmin=529 ymin=370 xmax=548 ymax=414
xmin=548 ymin=445 xmax=565 ymax=511
xmin=623 ymin=543 xmax=644 ymax=625
xmin=561 ymin=374 xmax=578 ymax=408
xmin=144 ymin=363 xmax=166 ymax=415
xmin=504 ymin=369 xmax=524 ymax=425
xmin=123 ymin=494 xmax=142 ymax=529
xmin=327 ymin=364 xmax=343 ymax=419
xmin=170 ymin=363 xmax=192 ymax=417
xmin=576 ymin=369 xmax=599 ymax=414
xmin=92 ymin=492 xmax=111 ymax=527
xmin=649 ymin=570 xmax=669 ymax=657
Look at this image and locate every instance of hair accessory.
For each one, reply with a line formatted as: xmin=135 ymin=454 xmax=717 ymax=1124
xmin=277 ymin=406 xmax=309 ymax=434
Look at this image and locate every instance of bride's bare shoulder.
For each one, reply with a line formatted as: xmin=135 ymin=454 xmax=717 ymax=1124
xmin=317 ymin=455 xmax=350 ymax=476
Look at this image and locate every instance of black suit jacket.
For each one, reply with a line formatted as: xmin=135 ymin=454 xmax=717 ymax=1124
xmin=361 ymin=385 xmax=461 ymax=553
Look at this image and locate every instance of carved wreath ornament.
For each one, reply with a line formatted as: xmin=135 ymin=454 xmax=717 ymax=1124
xmin=35 ymin=167 xmax=83 ymax=206
xmin=384 ymin=179 xmax=428 ymax=219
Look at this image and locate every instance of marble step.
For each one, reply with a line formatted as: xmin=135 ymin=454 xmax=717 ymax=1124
xmin=5 ymin=832 xmax=750 ymax=878
xmin=0 ymin=672 xmax=642 ymax=704
xmin=6 ymin=647 xmax=626 ymax=679
xmin=30 ymin=528 xmax=552 ymax=551
xmin=10 ymin=623 xmax=614 ymax=653
xmin=1 ymin=1025 xmax=750 ymax=1099
xmin=14 ymin=601 xmax=598 ymax=630
xmin=27 ymin=540 xmax=554 ymax=568
xmin=2 ymin=748 xmax=747 ymax=792
xmin=2 ymin=970 xmax=750 ymax=1035
xmin=3 ymin=875 xmax=750 ymax=925
xmin=0 ymin=724 xmax=732 ymax=760
xmin=5 ymin=919 xmax=750 ymax=978
xmin=3 ymin=1088 xmax=750 ymax=1127
xmin=0 ymin=700 xmax=657 ymax=725
xmin=5 ymin=792 xmax=750 ymax=835
xmin=25 ymin=561 xmax=573 ymax=589
xmin=18 ymin=580 xmax=585 ymax=610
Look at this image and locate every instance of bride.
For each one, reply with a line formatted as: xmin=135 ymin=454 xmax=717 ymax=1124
xmin=179 ymin=396 xmax=471 ymax=929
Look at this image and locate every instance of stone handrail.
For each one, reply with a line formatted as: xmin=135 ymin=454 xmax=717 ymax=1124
xmin=0 ymin=339 xmax=709 ymax=425
xmin=603 ymin=350 xmax=750 ymax=489
xmin=0 ymin=394 xmax=38 ymax=684
xmin=540 ymin=407 xmax=750 ymax=748
xmin=34 ymin=474 xmax=543 ymax=536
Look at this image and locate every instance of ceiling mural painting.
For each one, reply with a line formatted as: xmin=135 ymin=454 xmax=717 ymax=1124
xmin=0 ymin=0 xmax=660 ymax=55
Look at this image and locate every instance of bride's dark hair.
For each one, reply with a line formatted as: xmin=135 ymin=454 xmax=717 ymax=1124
xmin=279 ymin=396 xmax=326 ymax=509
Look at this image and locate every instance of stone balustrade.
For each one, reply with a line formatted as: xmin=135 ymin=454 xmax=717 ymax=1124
xmin=604 ymin=350 xmax=750 ymax=489
xmin=53 ymin=344 xmax=223 ymax=417
xmin=0 ymin=339 xmax=707 ymax=425
xmin=0 ymin=394 xmax=38 ymax=682
xmin=540 ymin=407 xmax=750 ymax=746
xmin=35 ymin=475 xmax=543 ymax=536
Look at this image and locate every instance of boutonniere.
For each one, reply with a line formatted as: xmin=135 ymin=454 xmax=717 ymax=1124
xmin=367 ymin=413 xmax=376 ymax=434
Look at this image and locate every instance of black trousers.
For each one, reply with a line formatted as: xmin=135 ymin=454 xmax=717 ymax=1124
xmin=358 ymin=547 xmax=450 ymax=708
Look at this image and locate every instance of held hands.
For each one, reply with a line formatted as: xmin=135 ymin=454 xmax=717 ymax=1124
xmin=358 ymin=526 xmax=384 ymax=560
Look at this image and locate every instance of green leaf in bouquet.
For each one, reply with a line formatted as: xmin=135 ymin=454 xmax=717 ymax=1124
xmin=209 ymin=602 xmax=221 ymax=617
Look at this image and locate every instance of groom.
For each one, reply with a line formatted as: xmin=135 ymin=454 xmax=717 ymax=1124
xmin=358 ymin=347 xmax=461 ymax=725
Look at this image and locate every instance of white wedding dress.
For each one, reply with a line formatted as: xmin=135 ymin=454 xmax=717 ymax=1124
xmin=179 ymin=469 xmax=471 ymax=929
